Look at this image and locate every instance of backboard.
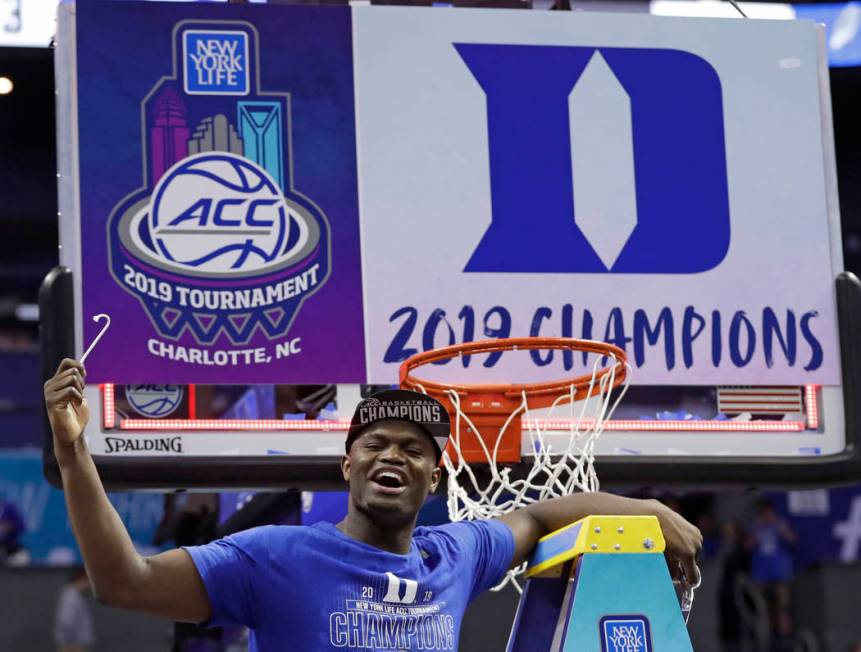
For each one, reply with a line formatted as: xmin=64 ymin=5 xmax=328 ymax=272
xmin=44 ymin=0 xmax=861 ymax=490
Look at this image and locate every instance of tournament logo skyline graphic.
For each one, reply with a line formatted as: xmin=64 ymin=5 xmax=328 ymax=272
xmin=107 ymin=20 xmax=330 ymax=348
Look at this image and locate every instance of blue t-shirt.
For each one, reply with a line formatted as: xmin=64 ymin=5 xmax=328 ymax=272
xmin=751 ymin=521 xmax=793 ymax=583
xmin=184 ymin=519 xmax=515 ymax=652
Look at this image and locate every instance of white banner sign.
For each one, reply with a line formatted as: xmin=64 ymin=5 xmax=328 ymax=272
xmin=0 ymin=0 xmax=57 ymax=47
xmin=354 ymin=8 xmax=842 ymax=385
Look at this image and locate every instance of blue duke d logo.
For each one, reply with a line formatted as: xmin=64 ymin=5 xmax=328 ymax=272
xmin=457 ymin=44 xmax=730 ymax=274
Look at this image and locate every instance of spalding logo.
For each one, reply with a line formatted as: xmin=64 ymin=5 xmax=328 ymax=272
xmin=122 ymin=152 xmax=319 ymax=278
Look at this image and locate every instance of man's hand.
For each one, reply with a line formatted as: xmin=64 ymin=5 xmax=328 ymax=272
xmin=649 ymin=499 xmax=703 ymax=584
xmin=44 ymin=359 xmax=90 ymax=450
xmin=500 ymin=492 xmax=703 ymax=579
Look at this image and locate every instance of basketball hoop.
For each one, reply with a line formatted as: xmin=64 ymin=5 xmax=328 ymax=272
xmin=400 ymin=337 xmax=631 ymax=590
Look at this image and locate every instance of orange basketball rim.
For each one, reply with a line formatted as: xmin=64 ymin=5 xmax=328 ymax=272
xmin=399 ymin=337 xmax=629 ymax=464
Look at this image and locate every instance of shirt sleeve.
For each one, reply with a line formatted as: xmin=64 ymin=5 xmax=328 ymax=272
xmin=183 ymin=525 xmax=272 ymax=628
xmin=444 ymin=520 xmax=515 ymax=601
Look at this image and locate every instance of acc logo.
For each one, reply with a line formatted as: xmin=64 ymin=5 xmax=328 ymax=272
xmin=125 ymin=385 xmax=184 ymax=418
xmin=128 ymin=153 xmax=314 ymax=277
xmin=457 ymin=44 xmax=730 ymax=274
xmin=108 ymin=22 xmax=330 ymax=347
xmin=599 ymin=615 xmax=652 ymax=652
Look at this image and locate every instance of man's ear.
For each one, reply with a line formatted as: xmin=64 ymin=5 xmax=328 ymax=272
xmin=429 ymin=466 xmax=442 ymax=494
xmin=341 ymin=454 xmax=351 ymax=483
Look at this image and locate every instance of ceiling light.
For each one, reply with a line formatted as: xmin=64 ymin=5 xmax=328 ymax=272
xmin=0 ymin=77 xmax=13 ymax=95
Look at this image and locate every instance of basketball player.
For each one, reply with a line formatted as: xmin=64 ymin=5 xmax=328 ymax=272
xmin=44 ymin=358 xmax=701 ymax=651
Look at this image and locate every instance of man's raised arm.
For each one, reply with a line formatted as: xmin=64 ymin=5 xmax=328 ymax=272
xmin=498 ymin=492 xmax=703 ymax=581
xmin=44 ymin=359 xmax=211 ymax=623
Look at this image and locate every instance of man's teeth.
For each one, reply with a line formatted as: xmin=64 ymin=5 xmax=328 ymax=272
xmin=377 ymin=472 xmax=404 ymax=486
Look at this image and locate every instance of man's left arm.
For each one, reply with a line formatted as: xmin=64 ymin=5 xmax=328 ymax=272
xmin=497 ymin=493 xmax=702 ymax=581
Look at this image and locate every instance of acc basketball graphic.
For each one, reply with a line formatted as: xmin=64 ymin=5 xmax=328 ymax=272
xmin=108 ymin=22 xmax=330 ymax=353
xmin=124 ymin=385 xmax=184 ymax=418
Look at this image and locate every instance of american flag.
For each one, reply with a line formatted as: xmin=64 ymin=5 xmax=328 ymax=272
xmin=717 ymin=386 xmax=803 ymax=415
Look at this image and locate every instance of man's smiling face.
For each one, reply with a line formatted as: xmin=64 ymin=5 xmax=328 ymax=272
xmin=342 ymin=419 xmax=442 ymax=528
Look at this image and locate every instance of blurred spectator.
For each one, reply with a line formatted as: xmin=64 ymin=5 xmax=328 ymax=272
xmin=54 ymin=568 xmax=94 ymax=652
xmin=718 ymin=520 xmax=751 ymax=652
xmin=697 ymin=511 xmax=721 ymax=560
xmin=0 ymin=498 xmax=29 ymax=565
xmin=156 ymin=494 xmax=222 ymax=652
xmin=751 ymin=498 xmax=796 ymax=651
xmin=0 ymin=327 xmax=37 ymax=352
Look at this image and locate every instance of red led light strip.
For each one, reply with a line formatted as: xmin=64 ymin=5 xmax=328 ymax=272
xmin=117 ymin=417 xmax=805 ymax=433
xmin=103 ymin=384 xmax=817 ymax=434
xmin=102 ymin=384 xmax=116 ymax=429
xmin=120 ymin=418 xmax=353 ymax=431
xmin=188 ymin=384 xmax=197 ymax=420
xmin=805 ymin=384 xmax=819 ymax=429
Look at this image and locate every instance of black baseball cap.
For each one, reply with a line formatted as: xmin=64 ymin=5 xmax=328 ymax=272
xmin=346 ymin=389 xmax=450 ymax=460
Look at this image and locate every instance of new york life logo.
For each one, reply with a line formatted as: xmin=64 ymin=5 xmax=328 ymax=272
xmin=108 ymin=23 xmax=329 ymax=348
xmin=600 ymin=615 xmax=652 ymax=652
xmin=456 ymin=44 xmax=730 ymax=273
xmin=183 ymin=30 xmax=249 ymax=95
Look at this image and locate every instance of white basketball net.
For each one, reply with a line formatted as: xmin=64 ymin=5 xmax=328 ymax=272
xmin=429 ymin=351 xmax=631 ymax=592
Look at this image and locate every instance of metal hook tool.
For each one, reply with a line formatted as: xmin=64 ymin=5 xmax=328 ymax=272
xmin=80 ymin=313 xmax=111 ymax=365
